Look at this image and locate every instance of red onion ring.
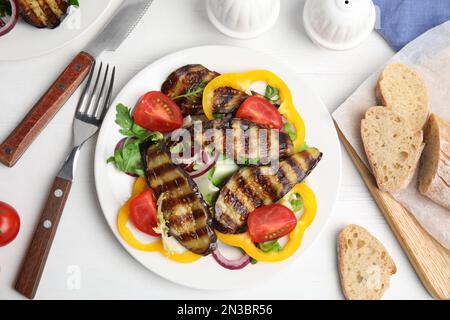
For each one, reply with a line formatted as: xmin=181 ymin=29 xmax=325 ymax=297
xmin=0 ymin=0 xmax=19 ymax=37
xmin=212 ymin=248 xmax=251 ymax=270
xmin=115 ymin=137 xmax=127 ymax=151
xmin=188 ymin=149 xmax=218 ymax=178
xmin=173 ymin=143 xmax=200 ymax=168
xmin=177 ymin=151 xmax=201 ymax=166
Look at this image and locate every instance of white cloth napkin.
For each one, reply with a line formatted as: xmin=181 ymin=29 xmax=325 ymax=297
xmin=333 ymin=21 xmax=450 ymax=250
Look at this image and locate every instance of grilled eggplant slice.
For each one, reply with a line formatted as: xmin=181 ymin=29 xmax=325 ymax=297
xmin=18 ymin=0 xmax=69 ymax=29
xmin=162 ymin=64 xmax=282 ymax=117
xmin=161 ymin=64 xmax=220 ymax=116
xmin=140 ymin=141 xmax=217 ymax=255
xmin=214 ymin=148 xmax=323 ymax=234
xmin=211 ymin=87 xmax=249 ymax=115
xmin=169 ymin=118 xmax=294 ymax=165
xmin=210 ymin=89 xmax=280 ymax=116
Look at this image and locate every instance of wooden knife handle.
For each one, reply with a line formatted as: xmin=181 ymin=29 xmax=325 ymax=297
xmin=0 ymin=51 xmax=94 ymax=168
xmin=15 ymin=176 xmax=72 ymax=299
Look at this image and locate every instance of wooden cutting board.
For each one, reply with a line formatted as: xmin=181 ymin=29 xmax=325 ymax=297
xmin=335 ymin=122 xmax=450 ymax=300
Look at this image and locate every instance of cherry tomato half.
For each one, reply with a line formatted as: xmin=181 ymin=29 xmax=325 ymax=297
xmin=134 ymin=91 xmax=183 ymax=133
xmin=129 ymin=189 xmax=160 ymax=237
xmin=236 ymin=96 xmax=283 ymax=129
xmin=0 ymin=201 xmax=20 ymax=247
xmin=247 ymin=204 xmax=297 ymax=243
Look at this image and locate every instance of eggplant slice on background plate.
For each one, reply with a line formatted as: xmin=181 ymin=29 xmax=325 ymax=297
xmin=18 ymin=0 xmax=70 ymax=29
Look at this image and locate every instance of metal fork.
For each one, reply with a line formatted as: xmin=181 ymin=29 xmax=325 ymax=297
xmin=15 ymin=63 xmax=116 ymax=300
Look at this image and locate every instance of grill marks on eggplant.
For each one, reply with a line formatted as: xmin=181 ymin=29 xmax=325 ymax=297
xmin=214 ymin=148 xmax=323 ymax=234
xmin=140 ymin=142 xmax=217 ymax=255
xmin=18 ymin=0 xmax=69 ymax=29
xmin=161 ymin=64 xmax=283 ymax=117
xmin=170 ymin=118 xmax=294 ymax=164
xmin=211 ymin=87 xmax=249 ymax=115
xmin=161 ymin=64 xmax=219 ymax=116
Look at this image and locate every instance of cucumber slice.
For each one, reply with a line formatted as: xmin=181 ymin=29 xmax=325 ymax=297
xmin=208 ymin=157 xmax=239 ymax=187
xmin=194 ymin=173 xmax=220 ymax=206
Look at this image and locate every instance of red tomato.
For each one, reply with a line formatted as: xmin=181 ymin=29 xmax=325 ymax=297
xmin=236 ymin=96 xmax=283 ymax=129
xmin=0 ymin=201 xmax=20 ymax=247
xmin=134 ymin=91 xmax=183 ymax=133
xmin=129 ymin=189 xmax=160 ymax=237
xmin=247 ymin=204 xmax=297 ymax=243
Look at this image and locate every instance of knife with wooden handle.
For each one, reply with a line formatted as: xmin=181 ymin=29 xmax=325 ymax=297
xmin=0 ymin=0 xmax=154 ymax=168
xmin=13 ymin=0 xmax=154 ymax=299
xmin=0 ymin=52 xmax=94 ymax=167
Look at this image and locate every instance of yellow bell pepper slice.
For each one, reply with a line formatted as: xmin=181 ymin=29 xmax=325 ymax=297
xmin=202 ymin=70 xmax=306 ymax=151
xmin=117 ymin=177 xmax=201 ymax=263
xmin=216 ymin=183 xmax=317 ymax=262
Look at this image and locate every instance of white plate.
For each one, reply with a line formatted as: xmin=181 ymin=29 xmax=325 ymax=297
xmin=94 ymin=45 xmax=342 ymax=290
xmin=0 ymin=0 xmax=119 ymax=61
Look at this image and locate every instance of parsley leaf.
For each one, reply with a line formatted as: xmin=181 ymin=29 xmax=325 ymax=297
xmin=107 ymin=139 xmax=145 ymax=177
xmin=264 ymin=85 xmax=280 ymax=103
xmin=107 ymin=104 xmax=163 ymax=177
xmin=258 ymin=241 xmax=282 ymax=253
xmin=69 ymin=0 xmax=80 ymax=8
xmin=115 ymin=103 xmax=162 ymax=141
xmin=0 ymin=0 xmax=12 ymax=17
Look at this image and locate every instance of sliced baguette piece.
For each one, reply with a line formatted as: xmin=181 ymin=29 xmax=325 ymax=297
xmin=361 ymin=106 xmax=424 ymax=192
xmin=377 ymin=63 xmax=429 ymax=131
xmin=338 ymin=225 xmax=396 ymax=300
xmin=418 ymin=113 xmax=450 ymax=209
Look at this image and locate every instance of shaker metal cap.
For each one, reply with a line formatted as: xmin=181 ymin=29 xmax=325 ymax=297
xmin=303 ymin=0 xmax=376 ymax=50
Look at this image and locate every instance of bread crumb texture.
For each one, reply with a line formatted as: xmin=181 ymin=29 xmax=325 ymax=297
xmin=361 ymin=107 xmax=424 ymax=192
xmin=377 ymin=63 xmax=429 ymax=131
xmin=338 ymin=224 xmax=396 ymax=300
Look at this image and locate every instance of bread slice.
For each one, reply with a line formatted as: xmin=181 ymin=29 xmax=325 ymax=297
xmin=361 ymin=107 xmax=424 ymax=192
xmin=418 ymin=114 xmax=450 ymax=209
xmin=338 ymin=225 xmax=396 ymax=300
xmin=377 ymin=63 xmax=429 ymax=131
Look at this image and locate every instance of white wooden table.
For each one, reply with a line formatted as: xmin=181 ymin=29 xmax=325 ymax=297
xmin=0 ymin=0 xmax=432 ymax=300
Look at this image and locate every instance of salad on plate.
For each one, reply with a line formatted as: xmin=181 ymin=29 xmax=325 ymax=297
xmin=107 ymin=64 xmax=323 ymax=270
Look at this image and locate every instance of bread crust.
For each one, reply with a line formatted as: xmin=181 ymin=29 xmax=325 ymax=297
xmin=418 ymin=114 xmax=450 ymax=209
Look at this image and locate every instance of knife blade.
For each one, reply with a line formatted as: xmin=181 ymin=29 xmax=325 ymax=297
xmin=85 ymin=0 xmax=154 ymax=58
xmin=0 ymin=0 xmax=153 ymax=168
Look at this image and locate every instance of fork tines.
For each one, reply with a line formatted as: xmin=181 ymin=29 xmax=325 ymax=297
xmin=76 ymin=62 xmax=116 ymax=124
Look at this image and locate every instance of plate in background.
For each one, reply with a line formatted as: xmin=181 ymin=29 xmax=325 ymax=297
xmin=0 ymin=0 xmax=120 ymax=61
